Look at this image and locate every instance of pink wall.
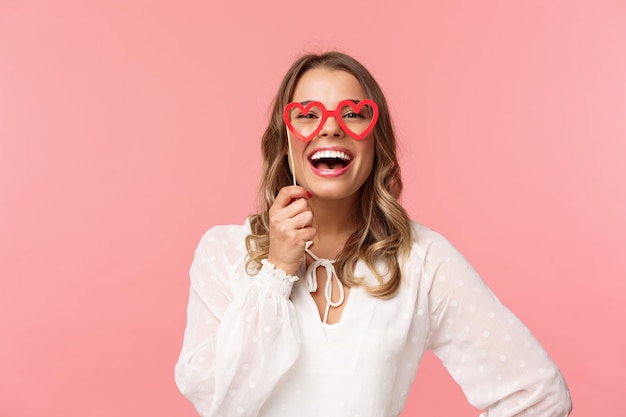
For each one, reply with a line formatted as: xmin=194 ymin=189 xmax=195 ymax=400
xmin=1 ymin=1 xmax=624 ymax=415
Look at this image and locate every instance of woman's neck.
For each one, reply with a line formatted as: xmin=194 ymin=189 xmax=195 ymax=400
xmin=310 ymin=197 xmax=358 ymax=233
xmin=307 ymin=196 xmax=360 ymax=259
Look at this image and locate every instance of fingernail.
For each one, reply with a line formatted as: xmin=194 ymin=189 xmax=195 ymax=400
xmin=307 ymin=191 xmax=312 ymax=198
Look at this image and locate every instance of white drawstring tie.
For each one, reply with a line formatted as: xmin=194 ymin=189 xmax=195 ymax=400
xmin=303 ymin=242 xmax=344 ymax=324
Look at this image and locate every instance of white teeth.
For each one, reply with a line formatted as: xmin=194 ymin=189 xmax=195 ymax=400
xmin=310 ymin=150 xmax=352 ymax=161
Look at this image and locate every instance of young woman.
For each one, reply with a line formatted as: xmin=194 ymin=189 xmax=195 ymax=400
xmin=175 ymin=52 xmax=572 ymax=417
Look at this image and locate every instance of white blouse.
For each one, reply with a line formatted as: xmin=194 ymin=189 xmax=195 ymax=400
xmin=175 ymin=220 xmax=572 ymax=417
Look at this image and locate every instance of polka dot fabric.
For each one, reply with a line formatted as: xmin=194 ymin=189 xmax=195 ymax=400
xmin=175 ymin=221 xmax=571 ymax=417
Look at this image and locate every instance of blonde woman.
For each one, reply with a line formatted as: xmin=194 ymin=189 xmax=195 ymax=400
xmin=175 ymin=52 xmax=572 ymax=417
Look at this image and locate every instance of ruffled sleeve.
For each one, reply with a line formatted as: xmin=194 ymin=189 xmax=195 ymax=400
xmin=174 ymin=225 xmax=301 ymax=417
xmin=423 ymin=233 xmax=572 ymax=416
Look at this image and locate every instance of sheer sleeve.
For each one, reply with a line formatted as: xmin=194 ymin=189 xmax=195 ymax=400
xmin=423 ymin=235 xmax=572 ymax=416
xmin=174 ymin=226 xmax=301 ymax=417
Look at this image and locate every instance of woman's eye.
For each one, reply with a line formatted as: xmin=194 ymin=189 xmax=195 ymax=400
xmin=297 ymin=112 xmax=318 ymax=119
xmin=343 ymin=112 xmax=363 ymax=119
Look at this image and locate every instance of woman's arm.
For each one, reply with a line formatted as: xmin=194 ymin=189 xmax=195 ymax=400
xmin=175 ymin=226 xmax=301 ymax=417
xmin=424 ymin=235 xmax=572 ymax=416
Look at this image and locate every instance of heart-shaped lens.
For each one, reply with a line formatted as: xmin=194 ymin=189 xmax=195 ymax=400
xmin=335 ymin=99 xmax=378 ymax=140
xmin=284 ymin=102 xmax=326 ymax=142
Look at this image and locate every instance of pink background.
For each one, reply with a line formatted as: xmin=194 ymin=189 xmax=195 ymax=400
xmin=1 ymin=1 xmax=625 ymax=416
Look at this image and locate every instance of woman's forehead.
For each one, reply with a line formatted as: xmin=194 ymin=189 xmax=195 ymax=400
xmin=291 ymin=68 xmax=365 ymax=105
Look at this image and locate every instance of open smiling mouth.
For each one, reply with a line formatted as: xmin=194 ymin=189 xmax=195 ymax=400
xmin=309 ymin=150 xmax=353 ymax=170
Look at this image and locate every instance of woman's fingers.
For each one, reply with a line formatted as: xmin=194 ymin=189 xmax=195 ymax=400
xmin=274 ymin=198 xmax=311 ymax=224
xmin=272 ymin=186 xmax=311 ymax=209
xmin=291 ymin=207 xmax=314 ymax=229
xmin=270 ymin=186 xmax=312 ymax=226
xmin=267 ymin=186 xmax=315 ymax=275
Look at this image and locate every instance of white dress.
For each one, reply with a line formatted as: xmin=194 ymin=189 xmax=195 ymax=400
xmin=175 ymin=220 xmax=571 ymax=417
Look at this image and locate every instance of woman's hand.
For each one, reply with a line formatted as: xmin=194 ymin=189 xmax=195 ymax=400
xmin=267 ymin=186 xmax=316 ymax=276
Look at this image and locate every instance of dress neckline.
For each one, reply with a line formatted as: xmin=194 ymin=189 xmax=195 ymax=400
xmin=301 ymin=243 xmax=348 ymax=325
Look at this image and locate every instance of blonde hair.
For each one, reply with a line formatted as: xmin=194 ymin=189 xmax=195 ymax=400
xmin=245 ymin=51 xmax=412 ymax=298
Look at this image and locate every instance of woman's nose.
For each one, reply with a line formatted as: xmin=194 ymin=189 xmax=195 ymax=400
xmin=318 ymin=116 xmax=345 ymax=138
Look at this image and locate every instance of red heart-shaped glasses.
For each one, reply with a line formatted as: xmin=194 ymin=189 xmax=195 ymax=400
xmin=283 ymin=99 xmax=379 ymax=142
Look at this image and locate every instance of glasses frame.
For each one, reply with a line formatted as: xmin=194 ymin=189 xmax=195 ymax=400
xmin=283 ymin=99 xmax=379 ymax=142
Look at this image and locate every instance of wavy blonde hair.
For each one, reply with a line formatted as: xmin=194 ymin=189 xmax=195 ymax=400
xmin=245 ymin=51 xmax=412 ymax=298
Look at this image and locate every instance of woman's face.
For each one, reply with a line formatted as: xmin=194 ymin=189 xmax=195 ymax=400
xmin=286 ymin=68 xmax=375 ymax=204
